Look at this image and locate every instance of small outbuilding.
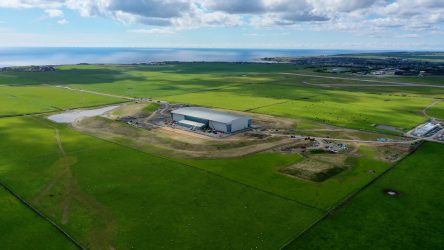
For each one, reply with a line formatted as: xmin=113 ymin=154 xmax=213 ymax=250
xmin=171 ymin=107 xmax=252 ymax=133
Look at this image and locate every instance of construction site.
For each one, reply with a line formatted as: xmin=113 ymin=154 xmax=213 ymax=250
xmin=57 ymin=101 xmax=417 ymax=183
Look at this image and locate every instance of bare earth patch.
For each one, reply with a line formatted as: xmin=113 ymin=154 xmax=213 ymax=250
xmin=103 ymin=103 xmax=147 ymax=120
xmin=308 ymin=153 xmax=348 ymax=166
xmin=376 ymin=144 xmax=412 ymax=162
xmin=280 ymin=158 xmax=344 ymax=182
xmin=73 ymin=117 xmax=293 ymax=159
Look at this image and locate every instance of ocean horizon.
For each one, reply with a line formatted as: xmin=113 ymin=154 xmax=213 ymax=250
xmin=0 ymin=47 xmax=376 ymax=67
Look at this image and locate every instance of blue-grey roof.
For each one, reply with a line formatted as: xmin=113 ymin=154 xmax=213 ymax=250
xmin=171 ymin=107 xmax=251 ymax=124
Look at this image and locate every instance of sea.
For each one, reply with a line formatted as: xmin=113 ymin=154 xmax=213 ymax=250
xmin=0 ymin=47 xmax=370 ymax=67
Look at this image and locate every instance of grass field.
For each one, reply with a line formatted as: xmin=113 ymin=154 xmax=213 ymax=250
xmin=428 ymin=101 xmax=444 ymax=120
xmin=0 ymin=85 xmax=125 ymax=117
xmin=286 ymin=142 xmax=444 ymax=249
xmin=0 ymin=117 xmax=324 ymax=249
xmin=163 ymin=84 xmax=432 ymax=132
xmin=0 ymin=186 xmax=77 ymax=250
xmin=1 ymin=62 xmax=443 ymax=249
xmin=184 ymin=148 xmax=391 ymax=209
xmin=1 ymin=63 xmax=440 ymax=132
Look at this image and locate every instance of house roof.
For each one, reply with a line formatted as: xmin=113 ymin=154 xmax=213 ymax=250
xmin=171 ymin=107 xmax=250 ymax=124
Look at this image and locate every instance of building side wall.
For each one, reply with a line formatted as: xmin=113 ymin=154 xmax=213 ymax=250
xmin=231 ymin=118 xmax=250 ymax=132
xmin=172 ymin=111 xmax=252 ymax=133
xmin=177 ymin=120 xmax=206 ymax=129
xmin=184 ymin=115 xmax=209 ymax=125
xmin=209 ymin=121 xmax=228 ymax=133
xmin=172 ymin=114 xmax=185 ymax=121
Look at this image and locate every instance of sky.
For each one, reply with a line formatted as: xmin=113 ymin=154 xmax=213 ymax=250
xmin=0 ymin=0 xmax=444 ymax=50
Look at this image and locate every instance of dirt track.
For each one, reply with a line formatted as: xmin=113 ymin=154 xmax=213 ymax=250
xmin=286 ymin=134 xmax=421 ymax=145
xmin=174 ymin=138 xmax=295 ymax=158
xmin=422 ymin=99 xmax=443 ymax=119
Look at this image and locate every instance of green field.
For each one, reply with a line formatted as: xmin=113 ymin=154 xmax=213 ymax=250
xmin=287 ymin=142 xmax=444 ymax=249
xmin=163 ymin=84 xmax=432 ymax=131
xmin=428 ymin=101 xmax=444 ymax=120
xmin=1 ymin=63 xmax=442 ymax=132
xmin=184 ymin=148 xmax=390 ymax=209
xmin=1 ymin=62 xmax=443 ymax=249
xmin=0 ymin=85 xmax=125 ymax=117
xmin=0 ymin=117 xmax=324 ymax=249
xmin=0 ymin=186 xmax=77 ymax=250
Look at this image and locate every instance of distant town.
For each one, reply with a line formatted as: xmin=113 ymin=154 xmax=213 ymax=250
xmin=263 ymin=52 xmax=444 ymax=76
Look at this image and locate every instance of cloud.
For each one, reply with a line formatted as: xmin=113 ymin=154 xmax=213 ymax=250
xmin=42 ymin=7 xmax=67 ymax=24
xmin=205 ymin=0 xmax=267 ymax=14
xmin=129 ymin=28 xmax=175 ymax=34
xmin=0 ymin=0 xmax=443 ymax=35
xmin=57 ymin=18 xmax=68 ymax=24
xmin=106 ymin=0 xmax=190 ymax=19
xmin=45 ymin=8 xmax=63 ymax=17
xmin=0 ymin=0 xmax=65 ymax=9
xmin=399 ymin=33 xmax=419 ymax=38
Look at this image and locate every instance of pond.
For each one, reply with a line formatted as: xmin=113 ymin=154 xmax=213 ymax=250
xmin=376 ymin=124 xmax=403 ymax=133
xmin=48 ymin=105 xmax=120 ymax=123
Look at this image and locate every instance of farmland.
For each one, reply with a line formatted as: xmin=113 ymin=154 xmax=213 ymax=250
xmin=0 ymin=62 xmax=443 ymax=249
xmin=0 ymin=186 xmax=77 ymax=250
xmin=1 ymin=63 xmax=439 ymax=132
xmin=287 ymin=142 xmax=444 ymax=249
xmin=428 ymin=101 xmax=444 ymax=120
xmin=0 ymin=117 xmax=324 ymax=249
xmin=0 ymin=85 xmax=125 ymax=117
xmin=163 ymin=85 xmax=433 ymax=132
xmin=183 ymin=148 xmax=392 ymax=209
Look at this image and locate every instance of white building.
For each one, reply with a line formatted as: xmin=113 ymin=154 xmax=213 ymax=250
xmin=171 ymin=107 xmax=252 ymax=133
xmin=413 ymin=122 xmax=442 ymax=137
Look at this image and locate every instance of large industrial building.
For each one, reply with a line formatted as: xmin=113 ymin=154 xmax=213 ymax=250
xmin=171 ymin=107 xmax=252 ymax=133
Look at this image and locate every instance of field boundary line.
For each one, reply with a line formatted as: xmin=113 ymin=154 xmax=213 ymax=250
xmin=279 ymin=141 xmax=424 ymax=250
xmin=0 ymin=180 xmax=85 ymax=250
xmin=243 ymin=100 xmax=292 ymax=112
xmin=54 ymin=85 xmax=135 ymax=100
xmin=243 ymin=95 xmax=320 ymax=112
xmin=155 ymin=83 xmax=250 ymax=98
xmin=281 ymin=72 xmax=444 ymax=89
xmin=77 ymin=130 xmax=327 ymax=213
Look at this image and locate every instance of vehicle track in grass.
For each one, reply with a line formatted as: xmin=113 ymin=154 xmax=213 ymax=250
xmin=24 ymin=117 xmax=118 ymax=249
xmin=422 ymin=99 xmax=443 ymax=120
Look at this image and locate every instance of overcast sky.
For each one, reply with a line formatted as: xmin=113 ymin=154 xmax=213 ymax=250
xmin=0 ymin=0 xmax=443 ymax=49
